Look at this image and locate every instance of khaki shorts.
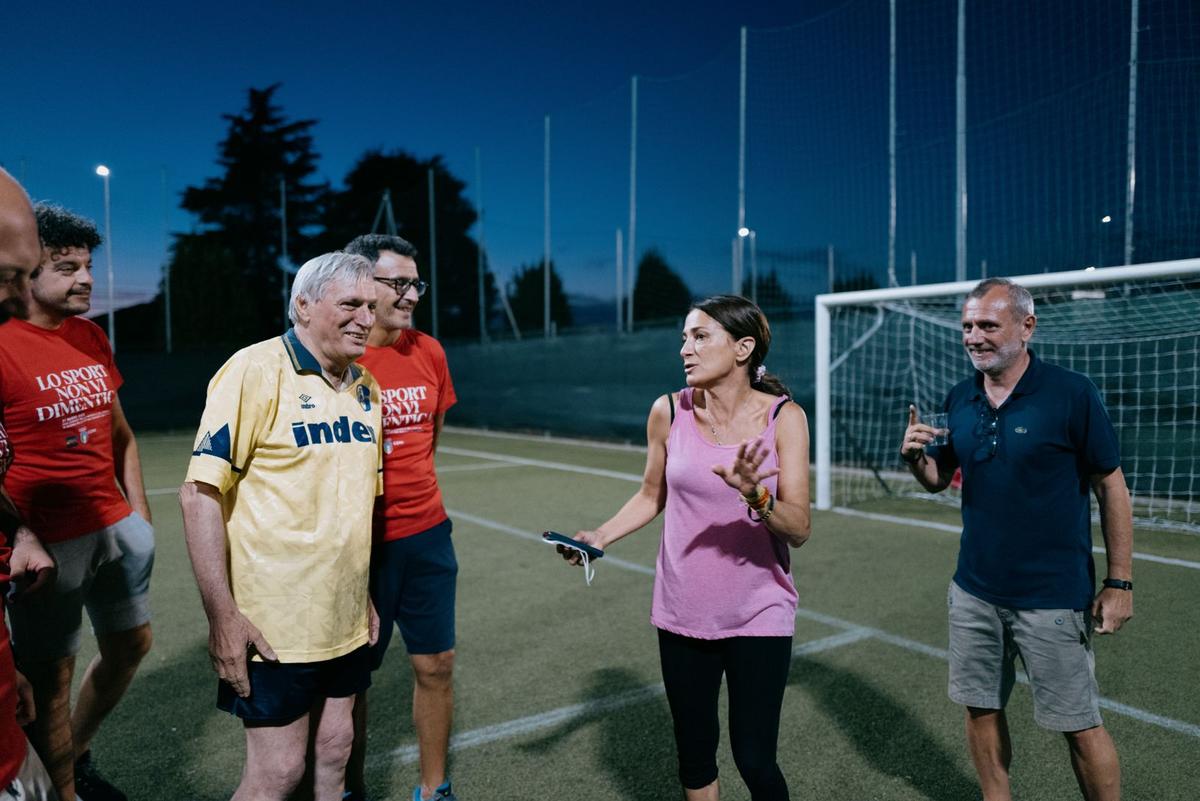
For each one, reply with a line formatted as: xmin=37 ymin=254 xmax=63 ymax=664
xmin=9 ymin=512 xmax=154 ymax=661
xmin=947 ymin=581 xmax=1102 ymax=732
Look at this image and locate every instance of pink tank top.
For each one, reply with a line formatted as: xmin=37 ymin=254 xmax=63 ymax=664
xmin=650 ymin=388 xmax=799 ymax=639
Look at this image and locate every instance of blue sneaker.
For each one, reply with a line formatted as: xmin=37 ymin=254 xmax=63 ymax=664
xmin=414 ymin=781 xmax=457 ymax=801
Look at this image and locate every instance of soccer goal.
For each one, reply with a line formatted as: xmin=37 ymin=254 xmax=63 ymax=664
xmin=814 ymin=259 xmax=1200 ymax=532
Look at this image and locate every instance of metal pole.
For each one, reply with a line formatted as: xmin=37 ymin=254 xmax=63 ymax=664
xmin=1124 ymin=0 xmax=1139 ymax=266
xmin=814 ymin=299 xmax=831 ymax=509
xmin=427 ymin=168 xmax=439 ymax=339
xmin=543 ymin=114 xmax=552 ymax=339
xmin=737 ymin=26 xmax=747 ymax=293
xmin=102 ymin=171 xmax=115 ymax=351
xmin=827 ymin=244 xmax=835 ymax=293
xmin=162 ymin=167 xmax=172 ymax=354
xmin=888 ymin=0 xmax=897 ymax=287
xmin=627 ymin=77 xmax=638 ymax=334
xmin=280 ymin=177 xmax=289 ymax=323
xmin=749 ymin=231 xmax=758 ymax=304
xmin=955 ymin=0 xmax=967 ymax=282
xmin=616 ymin=229 xmax=624 ymax=333
xmin=981 ymin=259 xmax=987 ymax=278
xmin=475 ymin=147 xmax=487 ymax=344
xmin=910 ymin=250 xmax=917 ymax=285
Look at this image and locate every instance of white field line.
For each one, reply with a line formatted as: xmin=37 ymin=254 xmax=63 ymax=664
xmin=442 ymin=445 xmax=1199 ymax=572
xmin=454 ymin=508 xmax=1200 ymax=741
xmin=370 ymin=625 xmax=877 ymax=767
xmin=444 ymin=425 xmax=644 ymax=452
xmin=439 ymin=446 xmax=643 ymax=484
xmin=438 ymin=461 xmax=529 ymax=474
xmin=832 ymin=506 xmax=1200 ymax=572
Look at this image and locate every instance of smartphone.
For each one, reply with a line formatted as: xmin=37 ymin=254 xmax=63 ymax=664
xmin=542 ymin=531 xmax=604 ymax=560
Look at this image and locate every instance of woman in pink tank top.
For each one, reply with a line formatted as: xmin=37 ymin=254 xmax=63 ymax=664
xmin=560 ymin=295 xmax=810 ymax=801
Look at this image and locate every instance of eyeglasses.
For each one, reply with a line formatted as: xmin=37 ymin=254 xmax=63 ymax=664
xmin=374 ymin=277 xmax=428 ymax=297
xmin=973 ymin=402 xmax=999 ymax=462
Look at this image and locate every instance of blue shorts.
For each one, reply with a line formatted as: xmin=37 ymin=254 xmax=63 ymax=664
xmin=9 ymin=511 xmax=155 ymax=661
xmin=370 ymin=518 xmax=457 ymax=666
xmin=217 ymin=645 xmax=372 ymax=724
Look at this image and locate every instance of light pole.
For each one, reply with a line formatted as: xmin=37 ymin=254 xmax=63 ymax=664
xmin=1098 ymin=214 xmax=1112 ymax=268
xmin=737 ymin=227 xmax=756 ymax=301
xmin=95 ymin=165 xmax=115 ymax=351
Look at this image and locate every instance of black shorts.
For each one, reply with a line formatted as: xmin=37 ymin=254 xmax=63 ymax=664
xmin=217 ymin=645 xmax=372 ymax=724
xmin=370 ymin=518 xmax=457 ymax=666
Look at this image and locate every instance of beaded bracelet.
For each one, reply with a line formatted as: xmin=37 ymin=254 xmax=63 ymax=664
xmin=748 ymin=493 xmax=776 ymax=522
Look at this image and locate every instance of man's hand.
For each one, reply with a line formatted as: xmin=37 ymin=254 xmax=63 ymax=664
xmin=368 ymin=598 xmax=380 ymax=646
xmin=1092 ymin=587 xmax=1133 ymax=635
xmin=900 ymin=405 xmax=937 ymax=464
xmin=9 ymin=527 xmax=55 ymax=599
xmin=208 ymin=609 xmax=277 ymax=698
xmin=14 ymin=669 xmax=35 ymax=727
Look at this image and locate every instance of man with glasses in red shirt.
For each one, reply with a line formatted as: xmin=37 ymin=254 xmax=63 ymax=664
xmin=900 ymin=278 xmax=1133 ymax=801
xmin=342 ymin=235 xmax=459 ymax=801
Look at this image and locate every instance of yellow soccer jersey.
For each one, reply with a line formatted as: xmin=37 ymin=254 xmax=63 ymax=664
xmin=186 ymin=329 xmax=383 ymax=663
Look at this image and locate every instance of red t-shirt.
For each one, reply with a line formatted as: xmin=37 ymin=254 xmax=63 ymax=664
xmin=0 ymin=420 xmax=26 ymax=785
xmin=358 ymin=330 xmax=456 ymax=540
xmin=0 ymin=317 xmax=131 ymax=543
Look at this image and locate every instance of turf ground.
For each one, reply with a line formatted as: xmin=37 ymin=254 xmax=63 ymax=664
xmin=71 ymin=429 xmax=1200 ymax=800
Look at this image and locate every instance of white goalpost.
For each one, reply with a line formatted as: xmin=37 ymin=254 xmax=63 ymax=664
xmin=815 ymin=259 xmax=1200 ymax=532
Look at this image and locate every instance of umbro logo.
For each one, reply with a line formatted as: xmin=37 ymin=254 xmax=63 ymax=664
xmin=300 ymin=393 xmax=316 ymax=410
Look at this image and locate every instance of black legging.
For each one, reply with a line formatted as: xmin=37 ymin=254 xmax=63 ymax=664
xmin=657 ymin=628 xmax=792 ymax=800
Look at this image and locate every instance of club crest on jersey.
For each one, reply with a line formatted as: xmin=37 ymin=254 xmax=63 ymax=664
xmin=357 ymin=384 xmax=371 ymax=411
xmin=299 ymin=393 xmax=316 ymax=410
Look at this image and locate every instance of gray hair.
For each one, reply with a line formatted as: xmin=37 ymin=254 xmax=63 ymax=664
xmin=966 ymin=277 xmax=1035 ymax=320
xmin=288 ymin=251 xmax=375 ymax=324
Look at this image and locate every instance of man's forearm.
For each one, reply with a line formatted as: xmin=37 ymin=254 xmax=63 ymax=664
xmin=1095 ymin=471 xmax=1134 ymax=579
xmin=180 ymin=483 xmax=237 ymax=620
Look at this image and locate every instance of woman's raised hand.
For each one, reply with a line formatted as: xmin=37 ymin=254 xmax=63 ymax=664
xmin=712 ymin=437 xmax=779 ymax=496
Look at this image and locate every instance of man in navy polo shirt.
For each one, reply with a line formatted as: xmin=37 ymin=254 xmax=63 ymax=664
xmin=900 ymin=278 xmax=1133 ymax=801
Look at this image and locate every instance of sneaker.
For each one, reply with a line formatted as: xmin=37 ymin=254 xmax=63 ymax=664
xmin=74 ymin=751 xmax=128 ymax=801
xmin=413 ymin=781 xmax=457 ymax=801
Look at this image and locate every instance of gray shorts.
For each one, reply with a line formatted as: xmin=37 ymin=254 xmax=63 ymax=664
xmin=2 ymin=738 xmax=59 ymax=801
xmin=8 ymin=512 xmax=154 ymax=661
xmin=947 ymin=580 xmax=1102 ymax=732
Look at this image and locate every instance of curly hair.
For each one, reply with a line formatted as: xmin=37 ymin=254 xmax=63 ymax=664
xmin=33 ymin=203 xmax=102 ymax=254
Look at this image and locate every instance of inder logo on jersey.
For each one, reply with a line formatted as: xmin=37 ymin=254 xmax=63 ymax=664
xmin=290 ymin=416 xmax=377 ymax=447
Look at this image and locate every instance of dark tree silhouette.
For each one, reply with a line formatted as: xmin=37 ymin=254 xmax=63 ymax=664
xmin=741 ymin=268 xmax=797 ymax=317
xmin=314 ymin=150 xmax=496 ymax=340
xmin=177 ymin=84 xmax=328 ymax=338
xmin=632 ymin=248 xmax=692 ymax=325
xmin=507 ymin=260 xmax=572 ymax=334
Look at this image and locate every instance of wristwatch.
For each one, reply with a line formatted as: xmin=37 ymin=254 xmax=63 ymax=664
xmin=1102 ymin=578 xmax=1133 ymax=591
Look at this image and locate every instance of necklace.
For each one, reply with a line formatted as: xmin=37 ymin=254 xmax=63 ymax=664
xmin=710 ymin=421 xmax=724 ymax=446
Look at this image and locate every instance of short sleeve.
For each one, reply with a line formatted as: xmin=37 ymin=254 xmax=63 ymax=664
xmin=435 ymin=342 xmax=456 ymax=413
xmin=185 ymin=354 xmax=272 ymax=494
xmin=1072 ymin=380 xmax=1121 ymax=474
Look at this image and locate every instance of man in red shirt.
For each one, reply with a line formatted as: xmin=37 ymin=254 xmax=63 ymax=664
xmin=0 ymin=204 xmax=154 ymax=801
xmin=342 ymin=235 xmax=459 ymax=801
xmin=0 ymin=167 xmax=60 ymax=800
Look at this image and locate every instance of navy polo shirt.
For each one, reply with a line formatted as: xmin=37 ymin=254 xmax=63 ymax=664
xmin=929 ymin=350 xmax=1121 ymax=610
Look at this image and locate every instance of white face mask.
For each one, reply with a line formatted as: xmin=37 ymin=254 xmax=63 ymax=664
xmin=545 ymin=538 xmax=598 ymax=586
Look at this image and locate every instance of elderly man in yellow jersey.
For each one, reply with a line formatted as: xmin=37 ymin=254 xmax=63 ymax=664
xmin=180 ymin=252 xmax=383 ymax=801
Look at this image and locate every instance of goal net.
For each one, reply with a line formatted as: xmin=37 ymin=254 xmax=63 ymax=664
xmin=814 ymin=259 xmax=1200 ymax=532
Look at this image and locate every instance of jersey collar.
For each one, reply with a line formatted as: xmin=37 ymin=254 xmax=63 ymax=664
xmin=282 ymin=328 xmax=363 ymax=383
